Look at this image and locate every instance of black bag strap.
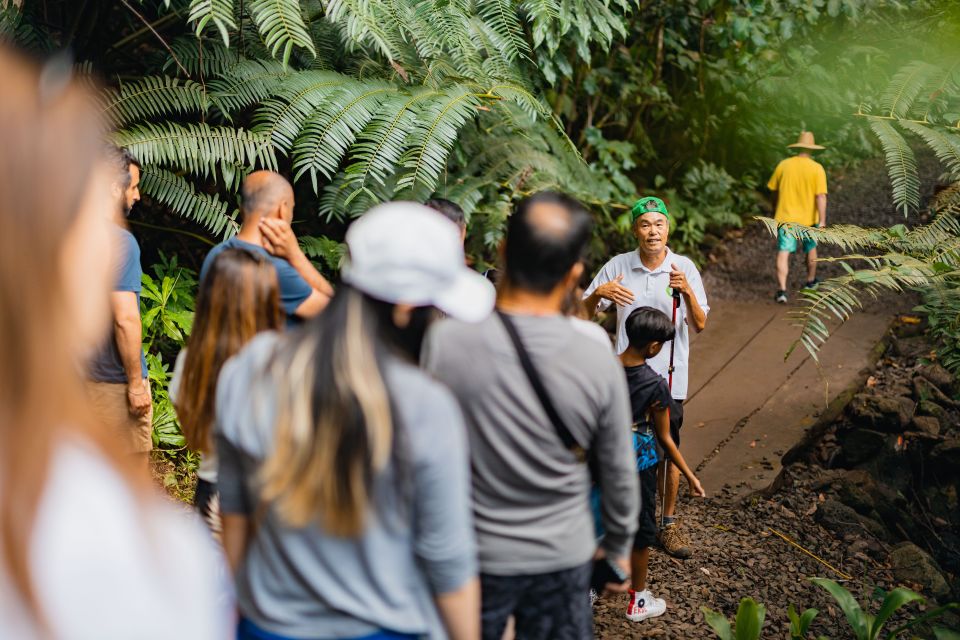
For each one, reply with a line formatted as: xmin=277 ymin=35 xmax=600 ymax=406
xmin=496 ymin=310 xmax=587 ymax=460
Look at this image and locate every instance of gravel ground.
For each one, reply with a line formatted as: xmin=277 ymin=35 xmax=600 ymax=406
xmin=592 ymin=155 xmax=951 ymax=638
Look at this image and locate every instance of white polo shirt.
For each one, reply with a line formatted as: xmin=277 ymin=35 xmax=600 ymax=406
xmin=583 ymin=247 xmax=709 ymax=400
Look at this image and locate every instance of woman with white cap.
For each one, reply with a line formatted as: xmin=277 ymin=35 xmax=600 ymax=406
xmin=216 ymin=202 xmax=495 ymax=640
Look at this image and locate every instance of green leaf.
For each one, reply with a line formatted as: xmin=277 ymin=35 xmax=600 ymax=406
xmin=934 ymin=626 xmax=960 ymax=640
xmin=811 ymin=578 xmax=870 ymax=639
xmin=101 ymin=76 xmax=209 ymax=127
xmin=702 ymin=606 xmax=734 ymax=640
xmin=247 ymin=0 xmax=317 ymax=66
xmin=188 ymin=0 xmax=237 ymax=46
xmin=869 ymin=119 xmax=920 ymax=215
xmin=734 ymin=598 xmax=766 ymax=640
xmin=871 ymin=587 xmax=924 ymax=639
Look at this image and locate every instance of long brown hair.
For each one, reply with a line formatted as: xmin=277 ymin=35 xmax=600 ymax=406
xmin=0 ymin=47 xmax=132 ymax=615
xmin=176 ymin=248 xmax=282 ymax=453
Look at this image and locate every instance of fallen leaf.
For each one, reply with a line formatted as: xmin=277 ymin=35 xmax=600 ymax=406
xmin=749 ymin=440 xmax=757 ymax=448
xmin=866 ymin=375 xmax=878 ymax=388
xmin=700 ymin=567 xmax=711 ymax=576
xmin=697 ymin=421 xmax=706 ymax=428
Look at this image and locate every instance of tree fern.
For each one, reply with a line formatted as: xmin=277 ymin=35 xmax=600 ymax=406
xmin=208 ymin=58 xmax=289 ymax=114
xmin=292 ymin=81 xmax=396 ymax=190
xmin=188 ymin=0 xmax=237 ymax=47
xmin=476 ymin=0 xmax=530 ymax=62
xmin=246 ymin=0 xmax=316 ymax=66
xmin=869 ymin=119 xmax=920 ymax=215
xmin=115 ymin=121 xmax=277 ymax=183
xmin=102 ymin=76 xmax=209 ymax=127
xmin=879 ymin=61 xmax=938 ymax=119
xmin=140 ymin=166 xmax=238 ymax=238
xmin=899 ymin=120 xmax=960 ymax=181
xmin=323 ymin=0 xmax=402 ymax=61
xmin=252 ymin=70 xmax=349 ymax=149
xmin=164 ymin=36 xmax=238 ymax=77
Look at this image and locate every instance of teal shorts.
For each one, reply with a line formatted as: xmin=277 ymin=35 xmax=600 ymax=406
xmin=777 ymin=226 xmax=817 ymax=253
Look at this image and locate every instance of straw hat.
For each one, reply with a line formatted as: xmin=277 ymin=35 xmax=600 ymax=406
xmin=788 ymin=131 xmax=825 ymax=150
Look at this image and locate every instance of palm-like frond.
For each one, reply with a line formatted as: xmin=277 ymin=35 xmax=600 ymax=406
xmin=246 ymin=0 xmax=317 ymax=66
xmin=102 ymin=76 xmax=209 ymax=127
xmin=899 ymin=120 xmax=960 ymax=181
xmin=208 ymin=58 xmax=289 ymax=113
xmin=164 ymin=36 xmax=238 ymax=77
xmin=324 ymin=0 xmax=403 ymax=61
xmin=188 ymin=0 xmax=237 ymax=46
xmin=299 ymin=234 xmax=345 ymax=270
xmin=869 ymin=119 xmax=919 ymax=215
xmin=140 ymin=166 xmax=238 ymax=238
xmin=115 ymin=121 xmax=277 ymax=182
xmin=476 ymin=0 xmax=531 ymax=62
xmin=879 ymin=61 xmax=938 ymax=118
xmin=292 ymin=81 xmax=396 ymax=190
xmin=397 ymin=85 xmax=482 ymax=196
xmin=252 ymin=71 xmax=347 ymax=150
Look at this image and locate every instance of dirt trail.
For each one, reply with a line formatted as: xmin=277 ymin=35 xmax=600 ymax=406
xmin=591 ymin=155 xmax=945 ymax=638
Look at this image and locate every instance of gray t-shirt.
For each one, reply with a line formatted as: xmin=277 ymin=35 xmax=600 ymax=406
xmin=423 ymin=313 xmax=638 ymax=576
xmin=216 ymin=332 xmax=476 ymax=639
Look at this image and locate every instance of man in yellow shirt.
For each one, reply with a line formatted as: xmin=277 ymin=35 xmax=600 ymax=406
xmin=767 ymin=131 xmax=828 ymax=303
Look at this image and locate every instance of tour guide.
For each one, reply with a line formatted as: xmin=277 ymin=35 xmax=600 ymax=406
xmin=583 ymin=196 xmax=709 ymax=558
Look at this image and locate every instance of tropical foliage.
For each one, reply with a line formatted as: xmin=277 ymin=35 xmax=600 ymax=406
xmin=762 ymin=48 xmax=960 ymax=365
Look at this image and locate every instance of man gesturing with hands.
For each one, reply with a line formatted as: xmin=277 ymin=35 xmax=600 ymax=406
xmin=583 ymin=196 xmax=709 ymax=559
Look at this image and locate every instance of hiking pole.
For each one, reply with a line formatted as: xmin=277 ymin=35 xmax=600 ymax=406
xmin=660 ymin=289 xmax=681 ymax=529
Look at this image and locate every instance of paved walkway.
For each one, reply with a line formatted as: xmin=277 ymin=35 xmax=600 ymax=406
xmin=682 ymin=300 xmax=890 ymax=496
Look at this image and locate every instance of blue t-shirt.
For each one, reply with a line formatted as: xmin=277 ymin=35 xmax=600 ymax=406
xmin=200 ymin=238 xmax=312 ymax=326
xmin=88 ymin=228 xmax=148 ymax=383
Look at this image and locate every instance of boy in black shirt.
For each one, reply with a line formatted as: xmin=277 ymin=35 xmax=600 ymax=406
xmin=622 ymin=307 xmax=705 ymax=622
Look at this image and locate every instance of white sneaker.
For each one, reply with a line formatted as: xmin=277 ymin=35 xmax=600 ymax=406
xmin=625 ymin=589 xmax=667 ymax=622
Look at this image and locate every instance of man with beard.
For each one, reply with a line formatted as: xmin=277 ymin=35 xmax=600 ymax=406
xmin=86 ymin=147 xmax=152 ymax=461
xmin=583 ymin=196 xmax=709 ymax=559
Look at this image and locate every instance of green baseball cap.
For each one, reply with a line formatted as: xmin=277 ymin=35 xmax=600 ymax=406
xmin=631 ymin=196 xmax=670 ymax=222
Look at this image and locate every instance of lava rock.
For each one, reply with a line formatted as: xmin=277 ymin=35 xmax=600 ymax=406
xmin=840 ymin=428 xmax=887 ymax=466
xmin=831 ymin=469 xmax=878 ymax=515
xmin=931 ymin=438 xmax=960 ymax=467
xmin=918 ymin=399 xmax=949 ymax=422
xmin=847 ymin=394 xmax=913 ymax=432
xmin=888 ymin=542 xmax=951 ymax=600
xmin=919 ymin=364 xmax=956 ymax=395
xmin=911 ymin=416 xmax=941 ymax=437
xmin=816 ymin=499 xmax=890 ymax=542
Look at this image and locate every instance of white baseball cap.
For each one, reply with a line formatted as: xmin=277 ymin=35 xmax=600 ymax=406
xmin=341 ymin=202 xmax=495 ymax=322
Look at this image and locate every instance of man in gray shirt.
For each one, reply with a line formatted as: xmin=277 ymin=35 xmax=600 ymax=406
xmin=423 ymin=191 xmax=639 ymax=640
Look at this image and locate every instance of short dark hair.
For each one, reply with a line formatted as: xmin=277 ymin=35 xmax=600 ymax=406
xmin=624 ymin=307 xmax=675 ymax=350
xmin=503 ymin=191 xmax=592 ymax=294
xmin=424 ymin=198 xmax=465 ymax=229
xmin=104 ymin=145 xmax=140 ymax=189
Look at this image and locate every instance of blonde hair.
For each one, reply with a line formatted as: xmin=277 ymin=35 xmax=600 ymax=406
xmin=260 ymin=288 xmax=395 ymax=535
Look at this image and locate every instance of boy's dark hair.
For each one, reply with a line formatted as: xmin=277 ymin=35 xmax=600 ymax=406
xmin=504 ymin=191 xmax=592 ymax=294
xmin=424 ymin=198 xmax=465 ymax=229
xmin=625 ymin=306 xmax=675 ymax=350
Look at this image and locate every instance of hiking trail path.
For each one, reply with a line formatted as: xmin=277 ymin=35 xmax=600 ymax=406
xmin=683 ymin=303 xmax=888 ymax=496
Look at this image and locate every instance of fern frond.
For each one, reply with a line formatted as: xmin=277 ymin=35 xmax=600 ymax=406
xmin=102 ymin=76 xmax=209 ymax=127
xmin=899 ymin=120 xmax=960 ymax=181
xmin=756 ymin=217 xmax=895 ymax=253
xmin=164 ymin=36 xmax=237 ymax=77
xmin=869 ymin=119 xmax=920 ymax=215
xmin=247 ymin=0 xmax=317 ymax=66
xmin=476 ymin=0 xmax=530 ymax=62
xmin=188 ymin=0 xmax=237 ymax=47
xmin=209 ymin=58 xmax=289 ymax=113
xmin=323 ymin=0 xmax=402 ymax=61
xmin=880 ymin=61 xmax=938 ymax=119
xmin=397 ymin=85 xmax=481 ymax=197
xmin=344 ymin=89 xmax=439 ymax=193
xmin=292 ymin=81 xmax=396 ymax=190
xmin=115 ymin=121 xmax=277 ymax=183
xmin=140 ymin=166 xmax=238 ymax=238
xmin=298 ymin=234 xmax=345 ymax=270
xmin=252 ymin=70 xmax=346 ymax=150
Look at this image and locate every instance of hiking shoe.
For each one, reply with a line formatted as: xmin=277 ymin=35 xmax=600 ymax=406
xmin=775 ymin=290 xmax=788 ymax=304
xmin=803 ymin=278 xmax=821 ymax=290
xmin=626 ymin=589 xmax=667 ymax=622
xmin=658 ymin=521 xmax=692 ymax=559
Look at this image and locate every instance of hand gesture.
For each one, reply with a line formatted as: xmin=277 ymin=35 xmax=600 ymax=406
xmin=687 ymin=474 xmax=706 ymax=498
xmin=595 ymin=275 xmax=635 ymax=307
xmin=127 ymin=380 xmax=152 ymax=417
xmin=669 ymin=263 xmax=690 ymax=296
xmin=260 ymin=218 xmax=301 ymax=260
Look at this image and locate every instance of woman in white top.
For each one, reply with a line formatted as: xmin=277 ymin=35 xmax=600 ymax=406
xmin=171 ymin=247 xmax=282 ymax=534
xmin=0 ymin=47 xmax=228 ymax=639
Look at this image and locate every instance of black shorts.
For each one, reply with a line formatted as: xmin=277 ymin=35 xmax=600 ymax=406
xmin=633 ymin=465 xmax=658 ymax=550
xmin=480 ymin=562 xmax=592 ymax=640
